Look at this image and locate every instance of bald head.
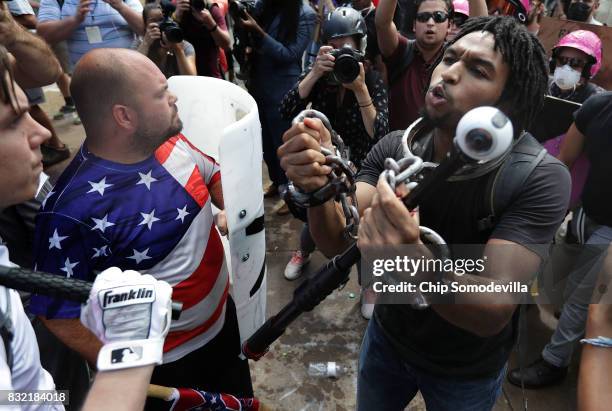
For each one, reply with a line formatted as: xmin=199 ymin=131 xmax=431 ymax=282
xmin=70 ymin=49 xmax=163 ymax=133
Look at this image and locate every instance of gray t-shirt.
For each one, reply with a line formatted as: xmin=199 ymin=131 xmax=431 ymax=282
xmin=356 ymin=129 xmax=570 ymax=378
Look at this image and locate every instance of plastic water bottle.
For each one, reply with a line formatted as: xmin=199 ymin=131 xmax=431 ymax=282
xmin=307 ymin=362 xmax=347 ymax=378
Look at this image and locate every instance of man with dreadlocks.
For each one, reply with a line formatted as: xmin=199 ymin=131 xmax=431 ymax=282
xmin=279 ymin=15 xmax=570 ymax=409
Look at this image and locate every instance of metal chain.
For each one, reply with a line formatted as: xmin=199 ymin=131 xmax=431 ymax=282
xmin=287 ymin=110 xmax=448 ymax=267
xmin=287 ymin=110 xmax=360 ymax=239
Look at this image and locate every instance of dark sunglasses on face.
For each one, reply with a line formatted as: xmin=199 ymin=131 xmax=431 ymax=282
xmin=556 ymin=56 xmax=587 ymax=70
xmin=452 ymin=14 xmax=468 ymax=26
xmin=416 ymin=11 xmax=450 ymax=23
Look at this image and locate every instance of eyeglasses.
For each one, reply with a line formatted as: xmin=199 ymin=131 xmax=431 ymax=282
xmin=416 ymin=11 xmax=450 ymax=23
xmin=452 ymin=14 xmax=468 ymax=27
xmin=555 ymin=56 xmax=587 ymax=70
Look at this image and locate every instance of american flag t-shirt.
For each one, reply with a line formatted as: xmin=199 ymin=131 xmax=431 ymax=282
xmin=30 ymin=134 xmax=229 ymax=362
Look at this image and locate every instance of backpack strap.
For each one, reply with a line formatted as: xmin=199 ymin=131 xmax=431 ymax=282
xmin=0 ymin=288 xmax=14 ymax=371
xmin=387 ymin=39 xmax=415 ymax=86
xmin=477 ymin=133 xmax=548 ymax=232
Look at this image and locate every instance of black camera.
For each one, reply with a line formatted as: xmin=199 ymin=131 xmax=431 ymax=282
xmin=159 ymin=0 xmax=184 ymax=43
xmin=329 ymin=46 xmax=364 ymax=84
xmin=229 ymin=0 xmax=256 ymax=20
xmin=191 ymin=0 xmax=210 ymax=12
xmin=227 ymin=0 xmax=257 ymax=80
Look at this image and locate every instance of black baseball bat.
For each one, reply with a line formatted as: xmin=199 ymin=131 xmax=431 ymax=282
xmin=242 ymin=150 xmax=468 ymax=360
xmin=0 ymin=265 xmax=182 ymax=320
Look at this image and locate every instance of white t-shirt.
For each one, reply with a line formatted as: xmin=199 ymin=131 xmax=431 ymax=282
xmin=0 ymin=246 xmax=63 ymax=411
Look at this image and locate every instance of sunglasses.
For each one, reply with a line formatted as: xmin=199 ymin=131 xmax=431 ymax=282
xmin=556 ymin=56 xmax=588 ymax=70
xmin=416 ymin=11 xmax=450 ymax=23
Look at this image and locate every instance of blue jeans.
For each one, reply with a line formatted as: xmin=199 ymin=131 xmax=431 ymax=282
xmin=543 ymin=225 xmax=612 ymax=367
xmin=357 ymin=319 xmax=506 ymax=411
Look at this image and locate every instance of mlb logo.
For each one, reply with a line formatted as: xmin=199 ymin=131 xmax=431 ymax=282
xmin=111 ymin=346 xmax=143 ymax=364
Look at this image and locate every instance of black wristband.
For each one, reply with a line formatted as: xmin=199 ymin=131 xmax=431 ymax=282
xmin=208 ymin=23 xmax=218 ymax=33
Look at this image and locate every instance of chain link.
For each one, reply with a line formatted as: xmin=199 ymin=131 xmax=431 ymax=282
xmin=286 ymin=110 xmax=448 ymax=252
xmin=286 ymin=110 xmax=360 ymax=239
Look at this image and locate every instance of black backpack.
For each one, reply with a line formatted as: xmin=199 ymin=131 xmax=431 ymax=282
xmin=477 ymin=133 xmax=548 ymax=232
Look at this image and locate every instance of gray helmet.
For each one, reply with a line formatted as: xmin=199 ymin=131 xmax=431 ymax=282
xmin=321 ymin=7 xmax=367 ymax=54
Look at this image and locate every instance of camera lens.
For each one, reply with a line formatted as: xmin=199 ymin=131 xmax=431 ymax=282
xmin=191 ymin=0 xmax=206 ymax=12
xmin=334 ymin=55 xmax=360 ymax=83
xmin=163 ymin=24 xmax=184 ymax=43
xmin=465 ymin=129 xmax=493 ymax=154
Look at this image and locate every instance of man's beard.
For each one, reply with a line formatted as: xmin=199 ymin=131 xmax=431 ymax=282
xmin=133 ymin=116 xmax=183 ymax=156
xmin=421 ymin=106 xmax=458 ymax=134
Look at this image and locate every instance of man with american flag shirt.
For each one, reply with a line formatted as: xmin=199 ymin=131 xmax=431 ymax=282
xmin=29 ymin=48 xmax=253 ymax=407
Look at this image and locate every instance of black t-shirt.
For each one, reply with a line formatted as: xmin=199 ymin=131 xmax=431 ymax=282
xmin=574 ymin=92 xmax=612 ymax=226
xmin=356 ymin=130 xmax=570 ymax=378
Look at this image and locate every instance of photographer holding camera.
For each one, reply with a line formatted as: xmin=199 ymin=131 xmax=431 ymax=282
xmin=173 ymin=0 xmax=230 ymax=77
xmin=280 ymin=7 xmax=388 ymax=170
xmin=279 ymin=7 xmax=388 ymax=292
xmin=136 ymin=3 xmax=197 ymax=77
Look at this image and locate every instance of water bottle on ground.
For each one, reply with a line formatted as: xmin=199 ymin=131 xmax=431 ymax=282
xmin=307 ymin=362 xmax=348 ymax=378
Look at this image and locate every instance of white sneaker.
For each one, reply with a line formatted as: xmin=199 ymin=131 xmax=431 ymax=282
xmin=284 ymin=250 xmax=310 ymax=280
xmin=360 ymin=286 xmax=377 ymax=320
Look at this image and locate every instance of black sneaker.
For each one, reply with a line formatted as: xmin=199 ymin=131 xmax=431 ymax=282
xmin=507 ymin=357 xmax=568 ymax=388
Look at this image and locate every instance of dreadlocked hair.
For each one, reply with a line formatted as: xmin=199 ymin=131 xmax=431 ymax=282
xmin=446 ymin=16 xmax=548 ymax=135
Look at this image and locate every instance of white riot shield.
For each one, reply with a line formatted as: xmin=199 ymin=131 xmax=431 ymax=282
xmin=168 ymin=76 xmax=266 ymax=344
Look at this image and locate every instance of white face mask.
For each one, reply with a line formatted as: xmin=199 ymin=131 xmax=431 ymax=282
xmin=553 ymin=65 xmax=581 ymax=90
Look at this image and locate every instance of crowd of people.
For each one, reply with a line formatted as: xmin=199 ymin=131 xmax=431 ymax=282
xmin=0 ymin=0 xmax=610 ymax=410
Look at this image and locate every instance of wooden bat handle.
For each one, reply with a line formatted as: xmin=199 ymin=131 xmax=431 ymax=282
xmin=147 ymin=384 xmax=176 ymax=401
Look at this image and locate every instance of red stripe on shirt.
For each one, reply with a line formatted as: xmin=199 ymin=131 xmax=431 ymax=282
xmin=184 ymin=166 xmax=209 ymax=208
xmin=163 ymin=280 xmax=229 ymax=353
xmin=155 ymin=135 xmax=179 ymax=165
xmin=171 ymin=223 xmax=224 ymax=309
xmin=208 ymin=171 xmax=221 ymax=188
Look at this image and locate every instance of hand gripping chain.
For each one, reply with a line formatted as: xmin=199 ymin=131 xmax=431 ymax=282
xmin=285 ymin=109 xmax=360 ymax=239
xmin=379 ymin=124 xmax=450 ymax=309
